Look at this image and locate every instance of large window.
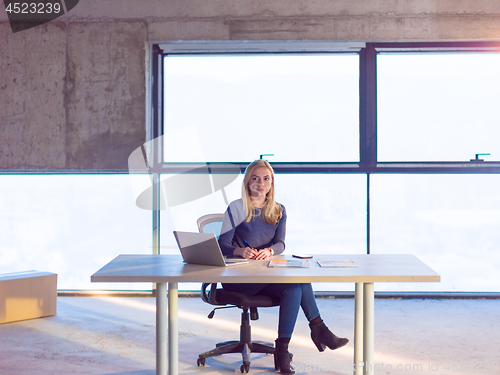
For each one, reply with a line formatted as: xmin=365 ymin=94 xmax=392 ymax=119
xmin=163 ymin=54 xmax=360 ymax=163
xmin=378 ymin=53 xmax=500 ymax=162
xmin=371 ymin=174 xmax=500 ymax=292
xmin=160 ymin=173 xmax=366 ymax=292
xmin=0 ymin=175 xmax=152 ymax=291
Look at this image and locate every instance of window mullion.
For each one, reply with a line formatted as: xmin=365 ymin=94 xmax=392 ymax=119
xmin=151 ymin=44 xmax=164 ymax=257
xmin=359 ymin=44 xmax=378 ymax=172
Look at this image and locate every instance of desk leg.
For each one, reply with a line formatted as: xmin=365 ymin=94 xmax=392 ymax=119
xmin=156 ymin=282 xmax=167 ymax=375
xmin=354 ymin=283 xmax=364 ymax=374
xmin=168 ymin=282 xmax=179 ymax=375
xmin=363 ymin=283 xmax=374 ymax=375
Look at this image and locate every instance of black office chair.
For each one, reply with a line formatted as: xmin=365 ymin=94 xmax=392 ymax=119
xmin=196 ymin=214 xmax=281 ymax=373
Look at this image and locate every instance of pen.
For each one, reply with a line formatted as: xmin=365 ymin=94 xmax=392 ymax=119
xmin=243 ymin=240 xmax=251 ymax=248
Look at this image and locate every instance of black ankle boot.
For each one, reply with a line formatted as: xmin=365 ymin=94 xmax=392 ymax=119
xmin=274 ymin=338 xmax=294 ymax=374
xmin=309 ymin=321 xmax=349 ymax=352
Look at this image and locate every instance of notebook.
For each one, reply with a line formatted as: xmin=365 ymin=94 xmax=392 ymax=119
xmin=173 ymin=231 xmax=248 ymax=267
xmin=268 ymin=259 xmax=310 ymax=268
xmin=316 ymin=259 xmax=357 ymax=268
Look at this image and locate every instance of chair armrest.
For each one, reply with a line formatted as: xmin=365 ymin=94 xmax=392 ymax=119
xmin=201 ymin=283 xmax=220 ymax=305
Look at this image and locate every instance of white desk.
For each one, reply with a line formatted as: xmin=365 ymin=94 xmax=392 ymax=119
xmin=91 ymin=254 xmax=440 ymax=375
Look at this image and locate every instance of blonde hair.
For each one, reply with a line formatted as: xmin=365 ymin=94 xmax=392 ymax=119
xmin=242 ymin=160 xmax=282 ymax=225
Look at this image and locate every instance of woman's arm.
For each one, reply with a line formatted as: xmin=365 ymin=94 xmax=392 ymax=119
xmin=249 ymin=204 xmax=287 ymax=260
xmin=269 ymin=204 xmax=287 ymax=255
xmin=218 ymin=201 xmax=258 ymax=258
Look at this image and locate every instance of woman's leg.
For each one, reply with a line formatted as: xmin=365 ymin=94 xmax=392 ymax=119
xmin=263 ymin=283 xmax=301 ymax=375
xmin=300 ymin=283 xmax=320 ymax=322
xmin=299 ymin=284 xmax=349 ymax=352
xmin=223 ymin=283 xmax=301 ymax=337
xmin=262 ymin=283 xmax=302 ymax=338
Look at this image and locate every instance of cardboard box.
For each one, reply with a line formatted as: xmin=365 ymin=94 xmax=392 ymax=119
xmin=0 ymin=271 xmax=57 ymax=324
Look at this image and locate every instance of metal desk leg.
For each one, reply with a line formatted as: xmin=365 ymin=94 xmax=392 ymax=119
xmin=168 ymin=282 xmax=179 ymax=375
xmin=363 ymin=283 xmax=374 ymax=375
xmin=354 ymin=283 xmax=364 ymax=374
xmin=156 ymin=282 xmax=167 ymax=375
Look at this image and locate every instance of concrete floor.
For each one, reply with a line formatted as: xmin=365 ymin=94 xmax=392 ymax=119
xmin=0 ymin=296 xmax=498 ymax=375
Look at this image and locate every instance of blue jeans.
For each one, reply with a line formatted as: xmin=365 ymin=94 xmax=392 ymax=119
xmin=222 ymin=283 xmax=320 ymax=338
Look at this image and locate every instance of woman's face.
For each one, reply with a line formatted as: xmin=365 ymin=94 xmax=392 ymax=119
xmin=248 ymin=166 xmax=273 ymax=199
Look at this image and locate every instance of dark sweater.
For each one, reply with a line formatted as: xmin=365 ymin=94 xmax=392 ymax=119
xmin=218 ymin=198 xmax=287 ymax=257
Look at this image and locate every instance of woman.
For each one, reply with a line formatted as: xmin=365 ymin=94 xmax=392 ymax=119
xmin=218 ymin=159 xmax=348 ymax=374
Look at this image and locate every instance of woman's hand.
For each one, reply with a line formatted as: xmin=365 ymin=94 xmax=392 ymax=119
xmin=234 ymin=246 xmax=259 ymax=259
xmin=234 ymin=247 xmax=274 ymax=259
xmin=254 ymin=247 xmax=274 ymax=260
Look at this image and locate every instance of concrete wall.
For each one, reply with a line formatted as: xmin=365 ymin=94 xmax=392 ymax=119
xmin=1 ymin=0 xmax=500 ymax=170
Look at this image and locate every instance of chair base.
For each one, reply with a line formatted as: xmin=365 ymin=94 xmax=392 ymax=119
xmin=198 ymin=340 xmax=274 ymax=372
xmin=197 ymin=305 xmax=281 ymax=372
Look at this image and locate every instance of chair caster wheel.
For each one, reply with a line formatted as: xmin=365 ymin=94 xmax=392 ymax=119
xmin=197 ymin=357 xmax=206 ymax=366
xmin=240 ymin=363 xmax=249 ymax=373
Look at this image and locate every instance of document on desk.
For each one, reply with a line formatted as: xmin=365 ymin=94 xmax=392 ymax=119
xmin=268 ymin=259 xmax=310 ymax=268
xmin=317 ymin=259 xmax=357 ymax=268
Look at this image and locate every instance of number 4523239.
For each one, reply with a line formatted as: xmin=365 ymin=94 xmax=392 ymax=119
xmin=5 ymin=2 xmax=62 ymax=14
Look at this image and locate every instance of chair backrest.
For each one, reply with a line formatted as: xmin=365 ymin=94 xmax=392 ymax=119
xmin=197 ymin=214 xmax=225 ymax=305
xmin=197 ymin=213 xmax=224 ymax=238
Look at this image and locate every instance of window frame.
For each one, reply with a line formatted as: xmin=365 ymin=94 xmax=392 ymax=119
xmin=372 ymin=41 xmax=500 ymax=173
xmin=156 ymin=40 xmax=365 ymax=174
xmin=153 ymin=40 xmax=500 ymax=175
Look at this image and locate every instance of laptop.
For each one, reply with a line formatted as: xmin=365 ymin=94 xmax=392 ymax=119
xmin=173 ymin=231 xmax=249 ymax=267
